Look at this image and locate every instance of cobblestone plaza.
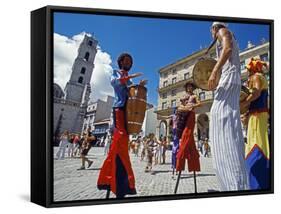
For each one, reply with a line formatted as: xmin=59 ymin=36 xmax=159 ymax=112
xmin=54 ymin=147 xmax=219 ymax=201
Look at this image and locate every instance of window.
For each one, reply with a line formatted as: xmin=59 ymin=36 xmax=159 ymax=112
xmin=163 ymin=72 xmax=168 ymax=78
xmin=260 ymin=53 xmax=269 ymax=62
xmin=172 ymin=77 xmax=177 ymax=84
xmin=88 ymin=40 xmax=93 ymax=46
xmin=172 ymin=89 xmax=177 ymax=96
xmin=81 ymin=67 xmax=86 ymax=74
xmin=78 ymin=76 xmax=83 ymax=84
xmin=84 ymin=52 xmax=90 ymax=61
xmin=184 ymin=64 xmax=189 ymax=69
xmin=171 ymin=99 xmax=177 ymax=108
xmin=172 ymin=68 xmax=177 ymax=75
xmin=184 ymin=72 xmax=190 ymax=80
xmin=162 ymin=102 xmax=167 ymax=110
xmin=162 ymin=93 xmax=167 ymax=99
xmin=199 ymin=92 xmax=205 ymax=101
xmin=163 ymin=80 xmax=168 ymax=87
xmin=240 ymin=60 xmax=245 ymax=70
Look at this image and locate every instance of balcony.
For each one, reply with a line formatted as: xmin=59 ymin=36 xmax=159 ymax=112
xmin=155 ymin=91 xmax=214 ymax=116
xmin=154 ymin=104 xmax=173 ymax=116
xmin=158 ymin=76 xmax=193 ymax=93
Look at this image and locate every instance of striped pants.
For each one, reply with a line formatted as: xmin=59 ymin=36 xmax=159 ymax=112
xmin=210 ymin=71 xmax=249 ymax=191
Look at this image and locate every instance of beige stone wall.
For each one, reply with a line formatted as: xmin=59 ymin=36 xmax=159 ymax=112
xmin=155 ymin=42 xmax=270 ymax=139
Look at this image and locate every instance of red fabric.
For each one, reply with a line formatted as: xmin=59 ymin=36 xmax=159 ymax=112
xmin=119 ymin=76 xmax=129 ymax=84
xmin=176 ymin=111 xmax=200 ymax=172
xmin=249 ymin=107 xmax=268 ymax=115
xmin=73 ymin=136 xmax=79 ymax=144
xmin=246 ymin=58 xmax=267 ymax=74
xmin=119 ymin=71 xmax=129 ymax=84
xmin=97 ymin=108 xmax=136 ymax=196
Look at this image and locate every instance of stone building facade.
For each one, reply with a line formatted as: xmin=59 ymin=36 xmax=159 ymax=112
xmin=156 ymin=41 xmax=270 ymax=141
xmin=53 ymin=35 xmax=98 ymax=138
xmin=82 ymin=96 xmax=114 ymax=139
xmin=141 ymin=104 xmax=158 ymax=137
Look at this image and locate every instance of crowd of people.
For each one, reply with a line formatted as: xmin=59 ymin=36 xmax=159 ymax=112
xmin=55 ymin=127 xmax=112 ymax=170
xmin=127 ymin=133 xmax=211 ymax=174
xmin=54 ymin=128 xmax=211 ymax=172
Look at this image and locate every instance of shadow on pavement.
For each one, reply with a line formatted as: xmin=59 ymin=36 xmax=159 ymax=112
xmin=179 ymin=173 xmax=216 ymax=179
xmin=150 ymin=170 xmax=172 ymax=175
xmin=87 ymin=168 xmax=101 ymax=171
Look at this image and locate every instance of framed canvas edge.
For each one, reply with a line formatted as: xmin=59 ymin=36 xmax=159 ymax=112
xmin=31 ymin=5 xmax=274 ymax=208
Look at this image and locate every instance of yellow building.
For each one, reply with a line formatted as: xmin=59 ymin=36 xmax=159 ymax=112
xmin=155 ymin=41 xmax=270 ymax=141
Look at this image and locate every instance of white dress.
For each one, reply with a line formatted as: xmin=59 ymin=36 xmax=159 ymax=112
xmin=210 ymin=33 xmax=249 ymax=191
xmin=56 ymin=135 xmax=69 ymax=159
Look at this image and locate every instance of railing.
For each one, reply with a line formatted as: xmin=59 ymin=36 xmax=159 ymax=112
xmin=156 ymin=91 xmax=214 ymax=112
xmin=158 ymin=76 xmax=192 ymax=92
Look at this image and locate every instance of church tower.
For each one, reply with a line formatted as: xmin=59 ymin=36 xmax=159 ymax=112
xmin=64 ymin=34 xmax=98 ymax=105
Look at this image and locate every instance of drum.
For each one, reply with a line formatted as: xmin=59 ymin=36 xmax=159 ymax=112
xmin=193 ymin=58 xmax=220 ymax=90
xmin=126 ymin=85 xmax=147 ymax=134
xmin=240 ymin=85 xmax=250 ymax=114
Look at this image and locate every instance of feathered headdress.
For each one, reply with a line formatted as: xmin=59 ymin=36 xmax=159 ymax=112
xmin=246 ymin=58 xmax=267 ymax=74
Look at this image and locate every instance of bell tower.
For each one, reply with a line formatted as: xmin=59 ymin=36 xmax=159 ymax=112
xmin=64 ymin=34 xmax=98 ymax=104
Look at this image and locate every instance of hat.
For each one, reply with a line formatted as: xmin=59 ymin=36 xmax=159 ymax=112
xmin=246 ymin=58 xmax=267 ymax=73
xmin=212 ymin=22 xmax=228 ymax=28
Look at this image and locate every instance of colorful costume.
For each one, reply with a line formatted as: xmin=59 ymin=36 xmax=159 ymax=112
xmin=245 ymin=69 xmax=270 ymax=190
xmin=171 ymin=109 xmax=179 ymax=170
xmin=176 ymin=95 xmax=200 ymax=172
xmin=97 ymin=70 xmax=137 ymax=198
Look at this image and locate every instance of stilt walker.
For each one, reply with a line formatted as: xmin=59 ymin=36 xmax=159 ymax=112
xmin=209 ymin=22 xmax=249 ymax=191
xmin=170 ymin=107 xmax=179 ymax=178
xmin=97 ymin=53 xmax=147 ymax=198
xmin=174 ymin=82 xmax=201 ymax=194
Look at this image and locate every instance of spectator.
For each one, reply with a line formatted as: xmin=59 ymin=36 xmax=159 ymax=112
xmin=55 ymin=130 xmax=69 ymax=160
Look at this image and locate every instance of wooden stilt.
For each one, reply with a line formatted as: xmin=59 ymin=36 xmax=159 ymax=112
xmin=193 ymin=171 xmax=197 ymax=194
xmin=174 ymin=170 xmax=182 ymax=194
xmin=106 ymin=189 xmax=110 ymax=199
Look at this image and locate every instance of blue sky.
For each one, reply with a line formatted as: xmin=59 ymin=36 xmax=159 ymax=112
xmin=54 ymin=12 xmax=270 ymax=106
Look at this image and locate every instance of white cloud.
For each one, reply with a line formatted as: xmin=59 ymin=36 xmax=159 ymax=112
xmin=53 ymin=32 xmax=114 ymax=102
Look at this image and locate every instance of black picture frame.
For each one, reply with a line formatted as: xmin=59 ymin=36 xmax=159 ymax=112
xmin=31 ymin=5 xmax=274 ymax=208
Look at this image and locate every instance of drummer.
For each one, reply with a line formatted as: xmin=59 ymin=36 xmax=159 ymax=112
xmin=241 ymin=58 xmax=270 ymax=190
xmin=97 ymin=53 xmax=147 ymax=198
xmin=208 ymin=22 xmax=249 ymax=191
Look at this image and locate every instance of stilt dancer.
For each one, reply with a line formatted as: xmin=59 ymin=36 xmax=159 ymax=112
xmin=174 ymin=82 xmax=201 ymax=194
xmin=97 ymin=53 xmax=147 ymax=198
xmin=170 ymin=107 xmax=179 ymax=178
xmin=209 ymin=22 xmax=249 ymax=191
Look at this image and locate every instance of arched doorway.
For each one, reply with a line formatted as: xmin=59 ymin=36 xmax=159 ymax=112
xmin=197 ymin=113 xmax=209 ymax=141
xmin=159 ymin=120 xmax=167 ymax=139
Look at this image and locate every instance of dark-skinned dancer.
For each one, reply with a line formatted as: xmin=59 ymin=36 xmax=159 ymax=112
xmin=97 ymin=53 xmax=147 ymax=198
